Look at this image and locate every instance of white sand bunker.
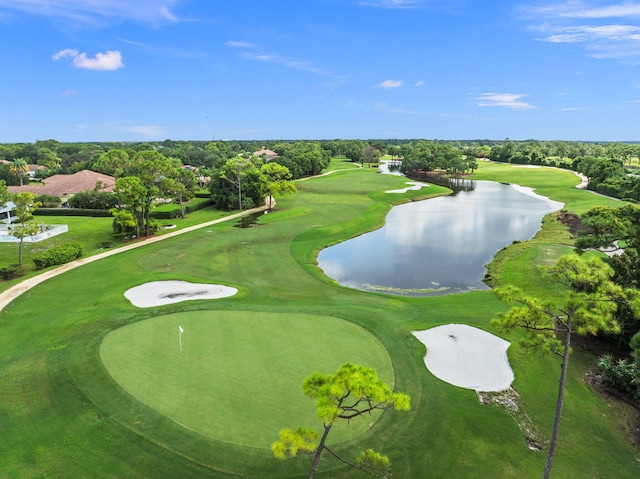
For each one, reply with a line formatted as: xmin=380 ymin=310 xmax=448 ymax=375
xmin=125 ymin=281 xmax=238 ymax=308
xmin=412 ymin=324 xmax=514 ymax=392
xmin=386 ymin=181 xmax=430 ymax=194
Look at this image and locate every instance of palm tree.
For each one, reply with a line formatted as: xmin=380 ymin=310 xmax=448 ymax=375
xmin=9 ymin=158 xmax=29 ymax=186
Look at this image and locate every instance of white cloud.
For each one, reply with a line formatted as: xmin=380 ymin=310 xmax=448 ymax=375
xmin=61 ymin=89 xmax=78 ymax=96
xmin=378 ymin=79 xmax=404 ymax=88
xmin=52 ymin=48 xmax=78 ymax=60
xmin=540 ymin=23 xmax=640 ymax=43
xmin=228 ymin=41 xmax=338 ymax=78
xmin=414 ymin=80 xmax=425 ymax=87
xmin=0 ymin=0 xmax=180 ymax=26
xmin=474 ymin=93 xmax=536 ymax=110
xmin=53 ymin=48 xmax=124 ymax=71
xmin=536 ymin=1 xmax=640 ymax=19
xmin=561 ymin=106 xmax=587 ymax=111
xmin=521 ymin=1 xmax=640 ymax=60
xmin=226 ymin=41 xmax=256 ymax=49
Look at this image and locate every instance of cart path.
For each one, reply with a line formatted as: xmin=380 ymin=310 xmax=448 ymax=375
xmin=0 ymin=205 xmax=268 ymax=311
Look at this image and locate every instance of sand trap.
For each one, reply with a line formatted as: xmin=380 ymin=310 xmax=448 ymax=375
xmin=125 ymin=281 xmax=238 ymax=308
xmin=412 ymin=324 xmax=514 ymax=392
xmin=386 ymin=181 xmax=430 ymax=194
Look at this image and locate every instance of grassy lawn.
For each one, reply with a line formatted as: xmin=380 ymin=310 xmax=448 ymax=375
xmin=0 ymin=203 xmax=237 ymax=291
xmin=0 ymin=162 xmax=638 ymax=478
xmin=100 ymin=311 xmax=393 ymax=448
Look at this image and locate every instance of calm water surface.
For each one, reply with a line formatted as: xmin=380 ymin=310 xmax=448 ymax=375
xmin=317 ymin=179 xmax=563 ymax=296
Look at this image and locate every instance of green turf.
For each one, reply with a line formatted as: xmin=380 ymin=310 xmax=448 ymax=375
xmin=100 ymin=310 xmax=393 ymax=447
xmin=1 ymin=161 xmax=638 ymax=478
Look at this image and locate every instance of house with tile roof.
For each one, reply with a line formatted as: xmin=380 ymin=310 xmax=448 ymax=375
xmin=253 ymin=147 xmax=278 ymax=161
xmin=7 ymin=169 xmax=115 ymax=202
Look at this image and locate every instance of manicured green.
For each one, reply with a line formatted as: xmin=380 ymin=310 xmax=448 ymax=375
xmin=0 ymin=162 xmax=638 ymax=478
xmin=100 ymin=311 xmax=393 ymax=447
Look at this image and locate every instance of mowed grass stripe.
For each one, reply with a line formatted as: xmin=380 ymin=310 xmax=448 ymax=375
xmin=100 ymin=310 xmax=393 ymax=448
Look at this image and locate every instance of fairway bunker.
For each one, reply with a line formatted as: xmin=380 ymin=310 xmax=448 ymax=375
xmin=412 ymin=324 xmax=514 ymax=392
xmin=125 ymin=280 xmax=238 ymax=308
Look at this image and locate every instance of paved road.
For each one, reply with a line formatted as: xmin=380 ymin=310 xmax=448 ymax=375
xmin=0 ymin=206 xmax=268 ymax=311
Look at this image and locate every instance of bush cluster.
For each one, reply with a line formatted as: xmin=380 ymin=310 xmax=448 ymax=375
xmin=67 ymin=190 xmax=118 ymax=210
xmin=150 ymin=199 xmax=214 ymax=219
xmin=0 ymin=263 xmax=26 ymax=280
xmin=35 ymin=208 xmax=113 ymax=217
xmin=33 ymin=242 xmax=84 ymax=270
xmin=35 ymin=194 xmax=61 ymax=208
xmin=597 ymin=355 xmax=640 ymax=403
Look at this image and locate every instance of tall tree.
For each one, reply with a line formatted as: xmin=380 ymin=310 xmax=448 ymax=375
xmin=221 ymin=157 xmax=249 ymax=210
xmin=363 ymin=145 xmax=381 ymax=168
xmin=93 ymin=149 xmax=131 ymax=178
xmin=575 ymin=204 xmax=640 ymax=355
xmin=122 ymin=150 xmax=181 ymax=235
xmin=36 ymin=147 xmax=61 ymax=172
xmin=10 ymin=192 xmax=41 ymax=264
xmin=272 ymin=363 xmax=410 ymax=479
xmin=209 ymin=158 xmax=267 ymax=210
xmin=9 ymin=158 xmax=29 ymax=186
xmin=162 ymin=167 xmax=197 ymax=218
xmin=260 ymin=162 xmax=296 ymax=209
xmin=492 ymin=254 xmax=639 ymax=479
xmin=113 ymin=176 xmax=146 ymax=238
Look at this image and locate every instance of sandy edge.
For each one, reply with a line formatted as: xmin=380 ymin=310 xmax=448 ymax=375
xmin=412 ymin=324 xmax=515 ymax=392
xmin=125 ymin=281 xmax=238 ymax=308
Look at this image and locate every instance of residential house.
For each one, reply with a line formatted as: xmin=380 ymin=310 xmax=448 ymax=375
xmin=7 ymin=169 xmax=116 ymax=203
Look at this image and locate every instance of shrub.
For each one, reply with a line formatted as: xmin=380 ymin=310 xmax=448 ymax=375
xmin=68 ymin=190 xmax=118 ymax=210
xmin=110 ymin=209 xmax=137 ymax=238
xmin=150 ymin=199 xmax=214 ymax=219
xmin=0 ymin=263 xmax=26 ymax=280
xmin=35 ymin=208 xmax=113 ymax=217
xmin=33 ymin=241 xmax=84 ymax=270
xmin=597 ymin=354 xmax=640 ymax=403
xmin=35 ymin=194 xmax=61 ymax=208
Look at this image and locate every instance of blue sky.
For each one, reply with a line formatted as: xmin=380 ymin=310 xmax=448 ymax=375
xmin=1 ymin=0 xmax=640 ymax=142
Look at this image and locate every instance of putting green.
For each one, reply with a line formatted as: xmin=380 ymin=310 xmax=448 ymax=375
xmin=100 ymin=310 xmax=394 ymax=448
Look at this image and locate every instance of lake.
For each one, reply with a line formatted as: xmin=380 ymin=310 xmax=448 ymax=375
xmin=317 ymin=178 xmax=563 ymax=295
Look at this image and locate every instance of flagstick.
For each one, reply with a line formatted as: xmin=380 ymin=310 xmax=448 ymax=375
xmin=178 ymin=326 xmax=183 ymax=352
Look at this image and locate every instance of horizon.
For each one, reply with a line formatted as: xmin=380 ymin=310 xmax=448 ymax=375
xmin=3 ymin=137 xmax=640 ymax=145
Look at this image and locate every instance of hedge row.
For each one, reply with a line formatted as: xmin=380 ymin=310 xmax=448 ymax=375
xmin=35 ymin=208 xmax=113 ymax=217
xmin=150 ymin=199 xmax=215 ymax=219
xmin=33 ymin=242 xmax=84 ymax=270
xmin=34 ymin=199 xmax=215 ymax=220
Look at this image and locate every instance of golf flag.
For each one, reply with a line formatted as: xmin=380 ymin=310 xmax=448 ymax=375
xmin=179 ymin=326 xmax=184 ymax=334
xmin=178 ymin=326 xmax=184 ymax=351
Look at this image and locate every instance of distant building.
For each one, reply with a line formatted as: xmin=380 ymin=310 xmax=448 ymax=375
xmin=8 ymin=169 xmax=116 ymax=202
xmin=253 ymin=147 xmax=278 ymax=161
xmin=27 ymin=164 xmax=47 ymax=177
xmin=0 ymin=201 xmax=16 ymax=224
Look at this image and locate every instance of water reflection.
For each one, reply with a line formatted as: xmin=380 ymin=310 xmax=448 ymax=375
xmin=318 ymin=179 xmax=563 ymax=296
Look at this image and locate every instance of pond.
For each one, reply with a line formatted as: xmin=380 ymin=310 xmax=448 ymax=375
xmin=317 ymin=178 xmax=563 ymax=296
